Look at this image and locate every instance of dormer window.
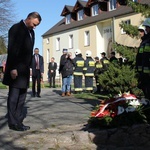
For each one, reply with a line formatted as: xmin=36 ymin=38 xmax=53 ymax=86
xmin=92 ymin=4 xmax=99 ymax=16
xmin=66 ymin=14 xmax=71 ymax=24
xmin=109 ymin=0 xmax=116 ymax=11
xmin=78 ymin=9 xmax=84 ymax=21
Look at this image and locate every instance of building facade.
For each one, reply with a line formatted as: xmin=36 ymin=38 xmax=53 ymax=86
xmin=42 ymin=0 xmax=149 ymax=81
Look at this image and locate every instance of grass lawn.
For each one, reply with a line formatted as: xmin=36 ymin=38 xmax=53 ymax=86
xmin=0 ymin=82 xmax=7 ymax=89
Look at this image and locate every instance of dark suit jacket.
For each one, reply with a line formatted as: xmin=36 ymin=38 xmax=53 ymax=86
xmin=48 ymin=62 xmax=57 ymax=75
xmin=31 ymin=54 xmax=44 ymax=77
xmin=3 ymin=20 xmax=35 ymax=88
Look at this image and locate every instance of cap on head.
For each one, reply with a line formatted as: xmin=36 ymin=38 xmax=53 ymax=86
xmin=62 ymin=49 xmax=68 ymax=53
xmin=143 ymin=18 xmax=150 ymax=28
xmin=86 ymin=50 xmax=92 ymax=57
xmin=94 ymin=56 xmax=99 ymax=60
xmin=75 ymin=49 xmax=81 ymax=55
xmin=111 ymin=51 xmax=115 ymax=55
xmin=101 ymin=52 xmax=106 ymax=56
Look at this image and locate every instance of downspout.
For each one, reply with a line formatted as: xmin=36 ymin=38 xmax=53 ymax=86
xmin=112 ymin=17 xmax=115 ymax=43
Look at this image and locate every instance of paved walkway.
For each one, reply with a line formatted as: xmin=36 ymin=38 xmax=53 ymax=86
xmin=0 ymin=88 xmax=99 ymax=150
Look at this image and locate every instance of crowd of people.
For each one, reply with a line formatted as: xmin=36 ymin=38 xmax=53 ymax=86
xmin=58 ymin=48 xmax=120 ymax=97
xmin=2 ymin=10 xmax=149 ymax=132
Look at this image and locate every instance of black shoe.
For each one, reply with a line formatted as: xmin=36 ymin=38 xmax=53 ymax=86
xmin=9 ymin=124 xmax=29 ymax=131
xmin=21 ymin=124 xmax=30 ymax=130
xmin=37 ymin=95 xmax=41 ymax=98
xmin=53 ymin=86 xmax=56 ymax=88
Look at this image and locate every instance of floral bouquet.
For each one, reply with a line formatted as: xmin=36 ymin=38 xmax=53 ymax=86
xmin=89 ymin=93 xmax=150 ymax=128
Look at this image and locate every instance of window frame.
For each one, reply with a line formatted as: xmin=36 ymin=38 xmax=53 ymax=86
xmin=121 ymin=19 xmax=131 ymax=34
xmin=69 ymin=34 xmax=73 ymax=49
xmin=78 ymin=9 xmax=84 ymax=21
xmin=56 ymin=37 xmax=60 ymax=51
xmin=84 ymin=31 xmax=90 ymax=46
xmin=109 ymin=0 xmax=117 ymax=11
xmin=66 ymin=14 xmax=71 ymax=24
xmin=92 ymin=4 xmax=99 ymax=16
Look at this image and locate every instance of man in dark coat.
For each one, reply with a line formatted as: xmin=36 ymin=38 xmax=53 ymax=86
xmin=31 ymin=48 xmax=44 ymax=97
xmin=48 ymin=57 xmax=57 ymax=88
xmin=2 ymin=12 xmax=42 ymax=131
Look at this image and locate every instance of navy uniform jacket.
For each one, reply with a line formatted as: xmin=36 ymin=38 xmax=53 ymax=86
xmin=3 ymin=20 xmax=35 ymax=88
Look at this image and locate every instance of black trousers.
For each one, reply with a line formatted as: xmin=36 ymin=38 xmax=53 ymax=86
xmin=7 ymin=87 xmax=27 ymax=126
xmin=49 ymin=72 xmax=56 ymax=87
xmin=32 ymin=69 xmax=41 ymax=95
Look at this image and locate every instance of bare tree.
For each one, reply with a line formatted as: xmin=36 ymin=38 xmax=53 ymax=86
xmin=0 ymin=0 xmax=16 ymax=38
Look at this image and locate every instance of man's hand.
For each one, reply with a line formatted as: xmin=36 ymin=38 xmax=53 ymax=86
xmin=10 ymin=69 xmax=18 ymax=79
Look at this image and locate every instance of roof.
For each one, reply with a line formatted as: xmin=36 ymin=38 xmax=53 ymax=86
xmin=42 ymin=0 xmax=150 ymax=37
xmin=42 ymin=5 xmax=133 ymax=37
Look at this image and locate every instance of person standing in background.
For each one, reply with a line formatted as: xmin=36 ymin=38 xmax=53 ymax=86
xmin=48 ymin=57 xmax=57 ymax=88
xmin=31 ymin=48 xmax=44 ymax=98
xmin=84 ymin=50 xmax=95 ymax=93
xmin=136 ymin=19 xmax=150 ymax=99
xmin=2 ymin=12 xmax=42 ymax=131
xmin=73 ymin=49 xmax=85 ymax=94
xmin=94 ymin=57 xmax=103 ymax=94
xmin=59 ymin=50 xmax=74 ymax=96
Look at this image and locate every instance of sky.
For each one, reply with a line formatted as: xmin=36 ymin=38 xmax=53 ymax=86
xmin=12 ymin=0 xmax=78 ymax=55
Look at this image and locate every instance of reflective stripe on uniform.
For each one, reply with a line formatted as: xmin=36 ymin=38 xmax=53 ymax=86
xmin=76 ymin=60 xmax=84 ymax=67
xmin=89 ymin=61 xmax=95 ymax=66
xmin=85 ymin=87 xmax=93 ymax=91
xmin=85 ymin=73 xmax=94 ymax=76
xmin=143 ymin=67 xmax=150 ymax=73
xmin=139 ymin=47 xmax=144 ymax=53
xmin=103 ymin=60 xmax=109 ymax=64
xmin=144 ymin=45 xmax=150 ymax=52
xmin=96 ymin=64 xmax=103 ymax=68
xmin=137 ymin=66 xmax=142 ymax=71
xmin=73 ymin=72 xmax=83 ymax=75
xmin=74 ymin=88 xmax=83 ymax=91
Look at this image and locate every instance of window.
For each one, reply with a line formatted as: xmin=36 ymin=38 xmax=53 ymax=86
xmin=109 ymin=0 xmax=116 ymax=11
xmin=56 ymin=37 xmax=60 ymax=51
xmin=46 ymin=38 xmax=49 ymax=44
xmin=66 ymin=14 xmax=71 ymax=24
xmin=47 ymin=49 xmax=50 ymax=63
xmin=78 ymin=9 xmax=84 ymax=21
xmin=92 ymin=4 xmax=99 ymax=16
xmin=84 ymin=31 xmax=90 ymax=46
xmin=121 ymin=19 xmax=131 ymax=34
xmin=133 ymin=0 xmax=138 ymax=2
xmin=69 ymin=34 xmax=73 ymax=49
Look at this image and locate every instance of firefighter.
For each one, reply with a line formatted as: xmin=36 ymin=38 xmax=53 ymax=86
xmin=94 ymin=57 xmax=103 ymax=94
xmin=84 ymin=50 xmax=95 ymax=93
xmin=137 ymin=18 xmax=150 ymax=99
xmin=100 ymin=52 xmax=109 ymax=72
xmin=73 ymin=49 xmax=84 ymax=94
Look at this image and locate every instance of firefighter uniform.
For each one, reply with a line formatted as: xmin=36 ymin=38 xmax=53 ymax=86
xmin=94 ymin=57 xmax=103 ymax=93
xmin=137 ymin=19 xmax=150 ymax=99
xmin=100 ymin=52 xmax=109 ymax=72
xmin=84 ymin=50 xmax=95 ymax=93
xmin=73 ymin=49 xmax=84 ymax=93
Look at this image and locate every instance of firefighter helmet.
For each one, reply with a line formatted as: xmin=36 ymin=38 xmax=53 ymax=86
xmin=143 ymin=18 xmax=150 ymax=27
xmin=138 ymin=24 xmax=147 ymax=34
xmin=75 ymin=49 xmax=81 ymax=55
xmin=86 ymin=50 xmax=92 ymax=57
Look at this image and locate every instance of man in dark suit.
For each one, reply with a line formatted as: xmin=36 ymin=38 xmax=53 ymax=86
xmin=31 ymin=48 xmax=44 ymax=97
xmin=2 ymin=12 xmax=42 ymax=131
xmin=48 ymin=57 xmax=57 ymax=88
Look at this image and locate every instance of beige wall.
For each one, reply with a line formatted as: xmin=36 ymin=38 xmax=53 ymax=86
xmin=78 ymin=24 xmax=97 ymax=59
xmin=114 ymin=13 xmax=145 ymax=47
xmin=42 ymin=13 xmax=145 ymax=81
